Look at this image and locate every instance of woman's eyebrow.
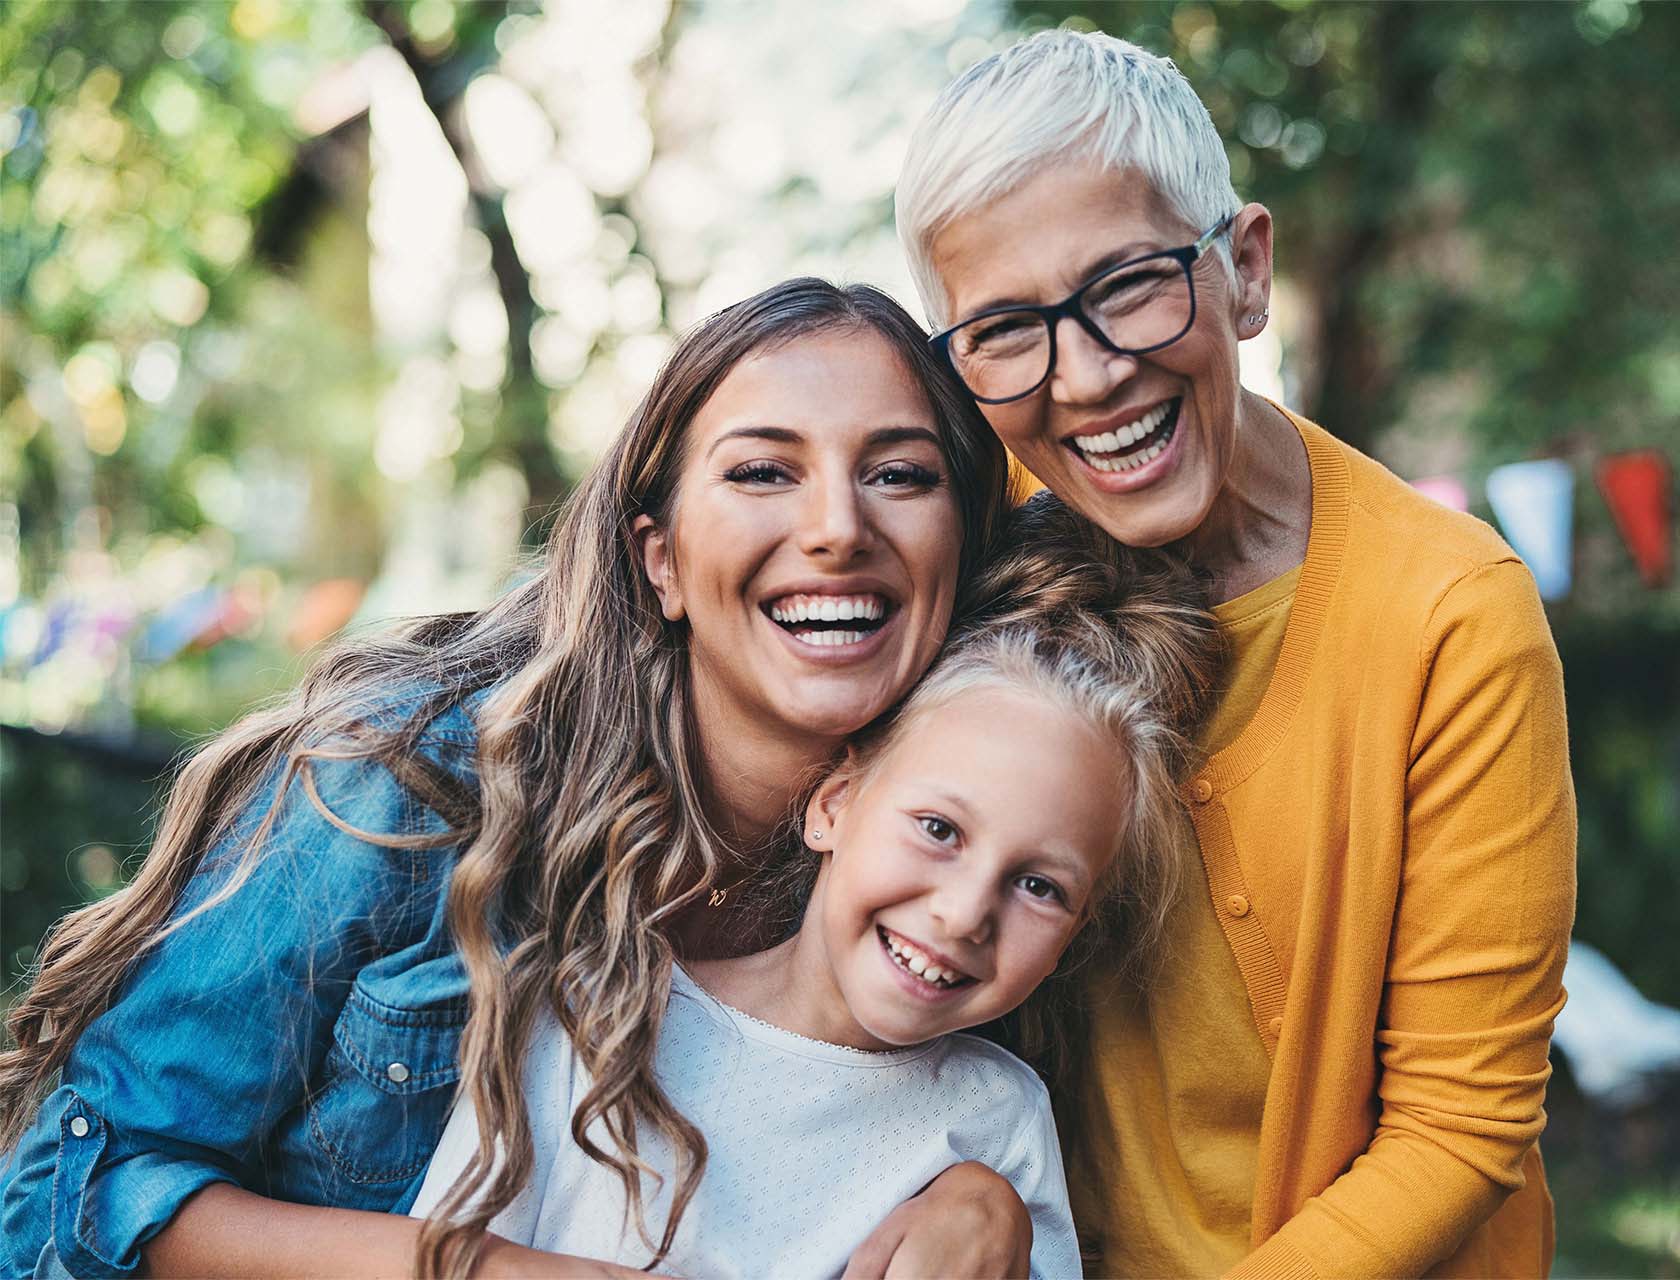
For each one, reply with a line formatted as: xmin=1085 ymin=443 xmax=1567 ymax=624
xmin=707 ymin=424 xmax=941 ymax=459
xmin=866 ymin=426 xmax=942 ymax=449
xmin=706 ymin=425 xmax=803 ymax=458
xmin=962 ymin=240 xmax=1164 ymax=318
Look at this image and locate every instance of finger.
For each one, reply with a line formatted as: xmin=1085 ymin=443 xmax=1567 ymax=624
xmin=843 ymin=1218 xmax=907 ymax=1280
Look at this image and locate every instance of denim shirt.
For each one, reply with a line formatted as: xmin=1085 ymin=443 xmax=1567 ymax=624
xmin=0 ymin=689 xmax=483 ymax=1278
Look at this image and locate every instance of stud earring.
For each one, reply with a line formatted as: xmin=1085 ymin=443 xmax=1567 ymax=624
xmin=1248 ymin=310 xmax=1269 ymax=327
xmin=808 ymin=829 xmax=824 ymax=841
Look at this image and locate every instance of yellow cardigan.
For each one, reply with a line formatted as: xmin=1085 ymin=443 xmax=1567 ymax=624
xmin=1192 ymin=414 xmax=1576 ymax=1278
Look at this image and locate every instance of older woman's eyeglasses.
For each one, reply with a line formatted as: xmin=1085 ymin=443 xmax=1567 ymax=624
xmin=930 ymin=214 xmax=1237 ymax=405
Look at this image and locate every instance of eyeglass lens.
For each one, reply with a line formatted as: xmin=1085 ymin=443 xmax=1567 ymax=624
xmin=946 ymin=257 xmax=1194 ymax=402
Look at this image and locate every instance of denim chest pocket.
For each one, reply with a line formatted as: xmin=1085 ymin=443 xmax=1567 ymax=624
xmin=308 ymin=982 xmax=466 ymax=1185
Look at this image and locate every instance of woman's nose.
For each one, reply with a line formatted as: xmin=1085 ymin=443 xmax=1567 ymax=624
xmin=1050 ymin=315 xmax=1137 ymax=405
xmin=798 ymin=472 xmax=872 ymax=561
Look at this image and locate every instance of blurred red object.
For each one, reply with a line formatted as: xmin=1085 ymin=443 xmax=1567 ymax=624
xmin=1595 ymin=450 xmax=1672 ymax=587
xmin=286 ymin=579 xmax=366 ymax=651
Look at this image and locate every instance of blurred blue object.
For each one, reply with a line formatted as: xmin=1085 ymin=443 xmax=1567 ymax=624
xmin=136 ymin=587 xmax=225 ymax=663
xmin=1553 ymin=939 xmax=1680 ymax=1109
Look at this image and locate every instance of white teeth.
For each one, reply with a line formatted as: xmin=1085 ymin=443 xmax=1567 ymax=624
xmin=1071 ymin=402 xmax=1176 ymax=466
xmin=881 ymin=929 xmax=965 ymax=988
xmin=791 ymin=629 xmax=865 ymax=647
xmin=768 ymin=594 xmax=887 ymax=624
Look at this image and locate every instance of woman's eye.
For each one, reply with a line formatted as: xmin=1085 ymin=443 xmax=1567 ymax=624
xmin=918 ymin=815 xmax=958 ymax=845
xmin=1015 ymin=874 xmax=1066 ymax=905
xmin=869 ymin=462 xmax=943 ymax=490
xmin=723 ymin=461 xmax=793 ymax=485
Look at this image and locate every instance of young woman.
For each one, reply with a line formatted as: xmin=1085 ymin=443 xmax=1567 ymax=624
xmin=897 ymin=30 xmax=1575 ymax=1279
xmin=411 ymin=494 xmax=1219 ymax=1280
xmin=0 ymin=279 xmax=1020 ymax=1279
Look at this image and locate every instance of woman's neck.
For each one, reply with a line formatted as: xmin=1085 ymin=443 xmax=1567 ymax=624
xmin=1178 ymin=390 xmax=1313 ymax=604
xmin=693 ymin=701 xmax=839 ymax=857
xmin=667 ymin=677 xmax=843 ymax=961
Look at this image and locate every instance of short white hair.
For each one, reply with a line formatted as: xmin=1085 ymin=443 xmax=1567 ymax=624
xmin=896 ymin=29 xmax=1242 ymax=329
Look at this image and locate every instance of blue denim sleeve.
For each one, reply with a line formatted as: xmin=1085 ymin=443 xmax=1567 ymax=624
xmin=0 ymin=714 xmax=471 ymax=1278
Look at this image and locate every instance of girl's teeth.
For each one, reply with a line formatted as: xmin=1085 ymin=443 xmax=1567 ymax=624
xmin=883 ymin=930 xmax=963 ymax=988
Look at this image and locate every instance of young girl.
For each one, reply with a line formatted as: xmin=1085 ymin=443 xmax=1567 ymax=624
xmin=411 ymin=494 xmax=1217 ymax=1279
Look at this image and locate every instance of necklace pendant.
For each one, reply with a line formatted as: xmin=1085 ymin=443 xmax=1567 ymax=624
xmin=708 ymin=887 xmax=729 ymax=907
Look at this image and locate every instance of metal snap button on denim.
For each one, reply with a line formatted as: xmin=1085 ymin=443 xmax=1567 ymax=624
xmin=69 ymin=1116 xmax=90 ymax=1138
xmin=386 ymin=1062 xmax=411 ymax=1084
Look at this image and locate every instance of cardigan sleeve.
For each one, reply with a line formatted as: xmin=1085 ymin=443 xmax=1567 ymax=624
xmin=1229 ymin=558 xmax=1576 ymax=1280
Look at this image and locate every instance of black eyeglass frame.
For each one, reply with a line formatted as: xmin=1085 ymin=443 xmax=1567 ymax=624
xmin=929 ymin=213 xmax=1239 ymax=405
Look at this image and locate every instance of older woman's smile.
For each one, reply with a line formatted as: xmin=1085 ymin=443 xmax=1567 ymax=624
xmin=1064 ymin=396 xmax=1182 ymax=483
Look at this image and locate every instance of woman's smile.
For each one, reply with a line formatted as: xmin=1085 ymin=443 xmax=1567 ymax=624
xmin=1061 ymin=394 xmax=1186 ymax=489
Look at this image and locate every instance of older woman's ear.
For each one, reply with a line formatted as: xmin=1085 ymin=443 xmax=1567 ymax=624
xmin=1229 ymin=203 xmax=1276 ymax=336
xmin=632 ymin=513 xmax=686 ymax=622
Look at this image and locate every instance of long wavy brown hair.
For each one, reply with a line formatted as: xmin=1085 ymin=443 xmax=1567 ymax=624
xmin=0 ymin=278 xmax=1010 ymax=1275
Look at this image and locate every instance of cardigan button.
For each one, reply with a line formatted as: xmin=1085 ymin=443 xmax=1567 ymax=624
xmin=1190 ymin=778 xmax=1214 ymax=803
xmin=1268 ymin=1016 xmax=1284 ymax=1039
xmin=1225 ymin=894 xmax=1251 ymax=918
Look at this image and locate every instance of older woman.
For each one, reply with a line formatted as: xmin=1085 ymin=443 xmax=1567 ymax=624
xmin=897 ymin=31 xmax=1575 ymax=1280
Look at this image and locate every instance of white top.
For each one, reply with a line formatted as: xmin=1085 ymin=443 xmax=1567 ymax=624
xmin=410 ymin=967 xmax=1082 ymax=1279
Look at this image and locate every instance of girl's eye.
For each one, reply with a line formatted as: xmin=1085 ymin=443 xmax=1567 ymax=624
xmin=918 ymin=815 xmax=958 ymax=845
xmin=723 ymin=461 xmax=793 ymax=485
xmin=869 ymin=462 xmax=943 ymax=490
xmin=1015 ymin=874 xmax=1066 ymax=906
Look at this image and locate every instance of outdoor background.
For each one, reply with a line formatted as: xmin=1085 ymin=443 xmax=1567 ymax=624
xmin=2 ymin=0 xmax=1676 ymax=1273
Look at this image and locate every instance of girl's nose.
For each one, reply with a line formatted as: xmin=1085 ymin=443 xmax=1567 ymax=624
xmin=928 ymin=878 xmax=994 ymax=947
xmin=1049 ymin=315 xmax=1138 ymax=406
xmin=798 ymin=472 xmax=872 ymax=561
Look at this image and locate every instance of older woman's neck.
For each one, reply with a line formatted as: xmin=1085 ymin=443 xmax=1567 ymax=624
xmin=1178 ymin=390 xmax=1312 ymax=604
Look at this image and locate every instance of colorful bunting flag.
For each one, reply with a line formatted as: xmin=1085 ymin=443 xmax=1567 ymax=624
xmin=1413 ymin=474 xmax=1470 ymax=512
xmin=1487 ymin=458 xmax=1575 ymax=600
xmin=1595 ymin=450 xmax=1672 ymax=587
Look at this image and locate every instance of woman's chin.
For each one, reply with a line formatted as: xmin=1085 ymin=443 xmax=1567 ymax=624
xmin=776 ymin=677 xmax=907 ymax=742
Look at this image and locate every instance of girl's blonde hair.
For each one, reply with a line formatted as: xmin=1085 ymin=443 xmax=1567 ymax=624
xmin=835 ymin=490 xmax=1219 ymax=1074
xmin=0 ymin=279 xmax=1010 ymax=1276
